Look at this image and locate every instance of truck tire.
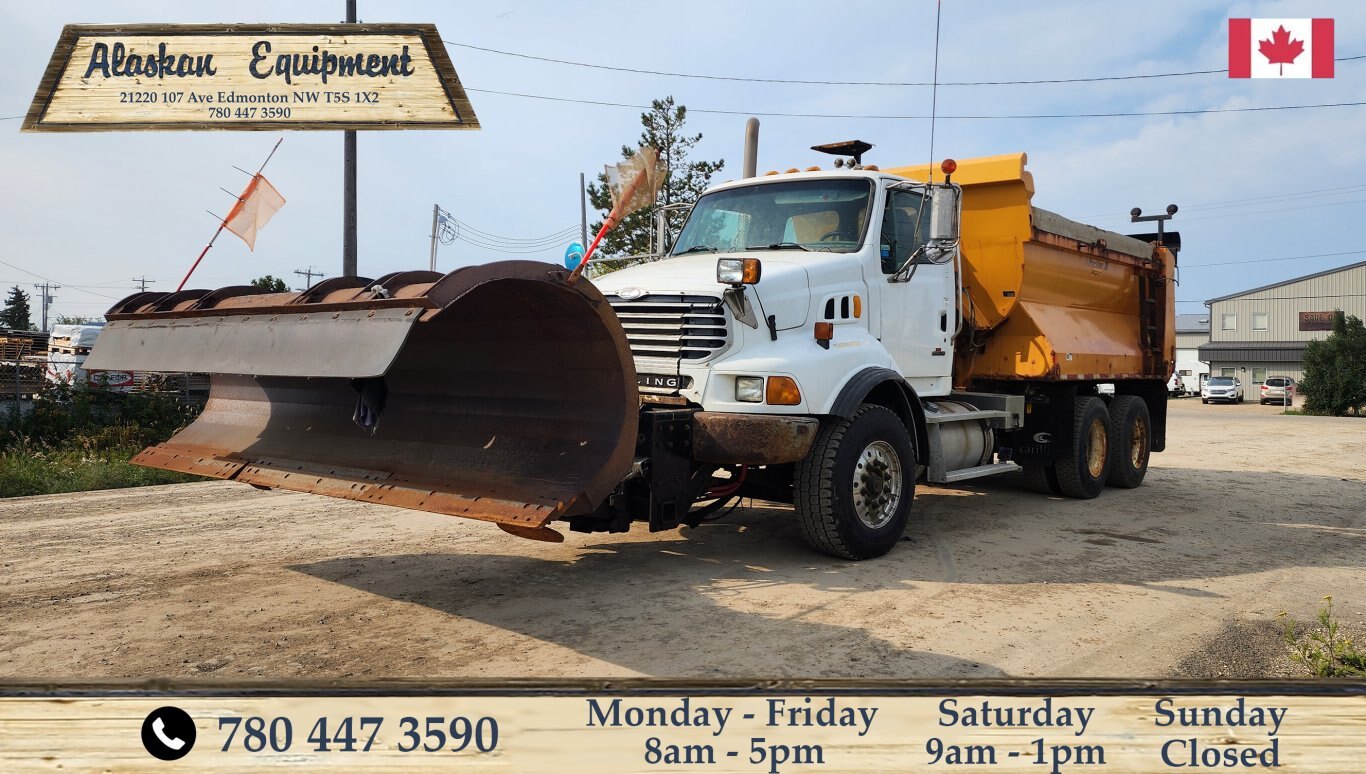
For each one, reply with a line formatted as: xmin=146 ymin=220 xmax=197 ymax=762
xmin=1105 ymin=395 xmax=1150 ymax=489
xmin=794 ymin=404 xmax=915 ymax=560
xmin=1054 ymin=396 xmax=1110 ymax=499
xmin=1021 ymin=464 xmax=1062 ymax=495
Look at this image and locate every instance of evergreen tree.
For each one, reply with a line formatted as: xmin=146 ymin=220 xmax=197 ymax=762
xmin=0 ymin=286 xmax=33 ymax=331
xmin=1300 ymin=314 xmax=1366 ymax=416
xmin=250 ymin=275 xmax=290 ymax=292
xmin=586 ymin=96 xmax=724 ymax=267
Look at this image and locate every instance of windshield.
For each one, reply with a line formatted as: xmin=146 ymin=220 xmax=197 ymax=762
xmin=671 ymin=178 xmax=874 ymax=255
xmin=1208 ymin=377 xmax=1234 ymax=385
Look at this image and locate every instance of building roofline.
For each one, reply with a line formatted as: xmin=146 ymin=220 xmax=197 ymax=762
xmin=1205 ymin=259 xmax=1366 ymax=304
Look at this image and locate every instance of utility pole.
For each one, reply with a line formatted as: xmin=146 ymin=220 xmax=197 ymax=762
xmin=579 ymin=172 xmax=588 ymax=248
xmin=429 ymin=203 xmax=441 ymax=271
xmin=342 ymin=0 xmax=358 ymax=278
xmin=33 ymin=282 xmax=58 ymax=332
xmin=294 ymin=266 xmax=323 ymax=289
xmin=132 ymin=276 xmax=155 ymax=292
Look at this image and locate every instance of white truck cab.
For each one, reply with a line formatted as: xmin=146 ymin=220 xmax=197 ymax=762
xmin=594 ymin=169 xmax=959 ymax=416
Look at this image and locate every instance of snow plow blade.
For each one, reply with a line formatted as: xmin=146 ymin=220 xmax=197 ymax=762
xmin=84 ymin=261 xmax=639 ymax=531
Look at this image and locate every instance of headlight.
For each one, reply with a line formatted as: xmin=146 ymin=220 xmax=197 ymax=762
xmin=717 ymin=257 xmax=761 ymax=285
xmin=735 ymin=376 xmax=764 ymax=402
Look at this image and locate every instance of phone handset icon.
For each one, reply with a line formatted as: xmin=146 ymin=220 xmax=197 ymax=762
xmin=152 ymin=717 xmax=186 ymax=750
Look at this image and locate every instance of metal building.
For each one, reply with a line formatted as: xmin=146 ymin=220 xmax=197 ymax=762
xmin=1198 ymin=260 xmax=1366 ymax=386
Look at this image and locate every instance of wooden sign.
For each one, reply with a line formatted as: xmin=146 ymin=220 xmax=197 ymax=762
xmin=1298 ymin=311 xmax=1341 ymax=332
xmin=23 ymin=24 xmax=479 ymax=131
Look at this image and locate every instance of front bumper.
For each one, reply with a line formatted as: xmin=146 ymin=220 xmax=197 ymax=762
xmin=691 ymin=412 xmax=819 ymax=465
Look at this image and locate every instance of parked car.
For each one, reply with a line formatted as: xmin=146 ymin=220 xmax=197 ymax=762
xmin=1259 ymin=376 xmax=1296 ymax=405
xmin=1201 ymin=376 xmax=1244 ymax=404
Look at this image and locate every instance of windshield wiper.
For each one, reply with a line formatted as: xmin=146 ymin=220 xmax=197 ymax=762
xmin=749 ymin=242 xmax=812 ymax=252
xmin=674 ymin=245 xmax=719 ymax=255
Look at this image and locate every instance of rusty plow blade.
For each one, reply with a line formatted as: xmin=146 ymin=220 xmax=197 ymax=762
xmin=85 ymin=261 xmax=639 ymax=534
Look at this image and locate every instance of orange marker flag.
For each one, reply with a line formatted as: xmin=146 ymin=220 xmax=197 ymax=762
xmin=224 ymin=175 xmax=286 ymax=251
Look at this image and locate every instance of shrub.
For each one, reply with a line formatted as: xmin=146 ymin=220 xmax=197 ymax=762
xmin=1300 ymin=314 xmax=1366 ymax=417
xmin=1280 ymin=596 xmax=1366 ymax=677
xmin=0 ymin=380 xmax=204 ymax=497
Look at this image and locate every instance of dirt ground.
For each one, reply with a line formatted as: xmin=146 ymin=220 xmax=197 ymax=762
xmin=2 ymin=398 xmax=1363 ymax=680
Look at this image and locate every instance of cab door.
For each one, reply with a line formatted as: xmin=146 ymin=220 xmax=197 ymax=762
xmin=874 ymin=186 xmax=954 ymax=394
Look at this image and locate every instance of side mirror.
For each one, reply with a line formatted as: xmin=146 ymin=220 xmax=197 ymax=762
xmin=929 ymin=185 xmax=961 ymax=242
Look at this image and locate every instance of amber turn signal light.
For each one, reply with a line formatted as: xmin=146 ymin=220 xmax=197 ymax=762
xmin=766 ymin=376 xmax=802 ymax=406
xmin=813 ymin=321 xmax=834 ymax=350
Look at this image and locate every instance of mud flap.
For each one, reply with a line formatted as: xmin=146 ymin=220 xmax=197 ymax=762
xmin=89 ymin=262 xmax=639 ymax=531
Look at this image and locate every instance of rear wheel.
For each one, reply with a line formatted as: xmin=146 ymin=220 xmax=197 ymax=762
xmin=1105 ymin=395 xmax=1150 ymax=489
xmin=794 ymin=405 xmax=915 ymax=560
xmin=1054 ymin=397 xmax=1111 ymax=499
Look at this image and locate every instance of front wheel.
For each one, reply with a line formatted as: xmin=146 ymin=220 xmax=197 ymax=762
xmin=794 ymin=405 xmax=915 ymax=560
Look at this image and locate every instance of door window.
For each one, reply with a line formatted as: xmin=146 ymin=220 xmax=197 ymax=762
xmin=879 ymin=189 xmax=931 ymax=273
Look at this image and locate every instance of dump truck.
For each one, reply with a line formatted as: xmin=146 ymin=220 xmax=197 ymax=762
xmin=85 ymin=149 xmax=1176 ymax=560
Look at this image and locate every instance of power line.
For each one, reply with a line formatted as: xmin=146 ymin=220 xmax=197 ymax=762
xmin=1212 ymin=293 xmax=1365 ymax=301
xmin=1176 ymin=197 xmax=1366 ymax=225
xmin=465 ymin=87 xmax=1366 ymax=121
xmin=1182 ymin=249 xmax=1364 ymax=269
xmin=450 ymin=220 xmax=580 ymax=245
xmin=446 ymin=39 xmax=1366 ymax=87
xmin=1079 ymin=184 xmax=1366 ymax=222
xmin=0 ymin=259 xmax=119 ymax=299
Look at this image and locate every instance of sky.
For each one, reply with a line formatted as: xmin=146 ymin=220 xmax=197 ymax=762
xmin=1 ymin=0 xmax=1364 ymax=324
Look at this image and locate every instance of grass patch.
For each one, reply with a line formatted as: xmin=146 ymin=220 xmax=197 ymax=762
xmin=1 ymin=381 xmax=206 ymax=497
xmin=0 ymin=447 xmax=199 ymax=498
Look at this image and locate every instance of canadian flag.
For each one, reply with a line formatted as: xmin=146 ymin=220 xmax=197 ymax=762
xmin=1229 ymin=18 xmax=1334 ymax=78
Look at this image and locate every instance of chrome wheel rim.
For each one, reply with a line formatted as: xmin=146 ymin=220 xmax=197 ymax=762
xmin=1086 ymin=419 xmax=1108 ymax=478
xmin=852 ymin=441 xmax=903 ymax=529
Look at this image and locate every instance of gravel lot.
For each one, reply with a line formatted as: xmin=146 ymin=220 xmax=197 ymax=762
xmin=2 ymin=398 xmax=1362 ymax=679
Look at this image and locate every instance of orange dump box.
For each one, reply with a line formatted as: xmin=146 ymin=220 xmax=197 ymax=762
xmin=891 ymin=153 xmax=1176 ymax=388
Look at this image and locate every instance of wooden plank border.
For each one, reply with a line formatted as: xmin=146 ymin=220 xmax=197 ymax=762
xmin=23 ymin=23 xmax=480 ymax=131
xmin=1 ymin=678 xmax=1364 ymax=698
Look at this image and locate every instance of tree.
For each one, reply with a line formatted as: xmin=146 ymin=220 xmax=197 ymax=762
xmin=0 ymin=286 xmax=33 ymax=331
xmin=1300 ymin=314 xmax=1366 ymax=416
xmin=586 ymin=96 xmax=724 ymax=267
xmin=249 ymin=275 xmax=290 ymax=292
xmin=54 ymin=315 xmax=100 ymax=325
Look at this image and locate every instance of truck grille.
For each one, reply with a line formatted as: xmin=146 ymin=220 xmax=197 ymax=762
xmin=606 ymin=294 xmax=730 ymax=363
